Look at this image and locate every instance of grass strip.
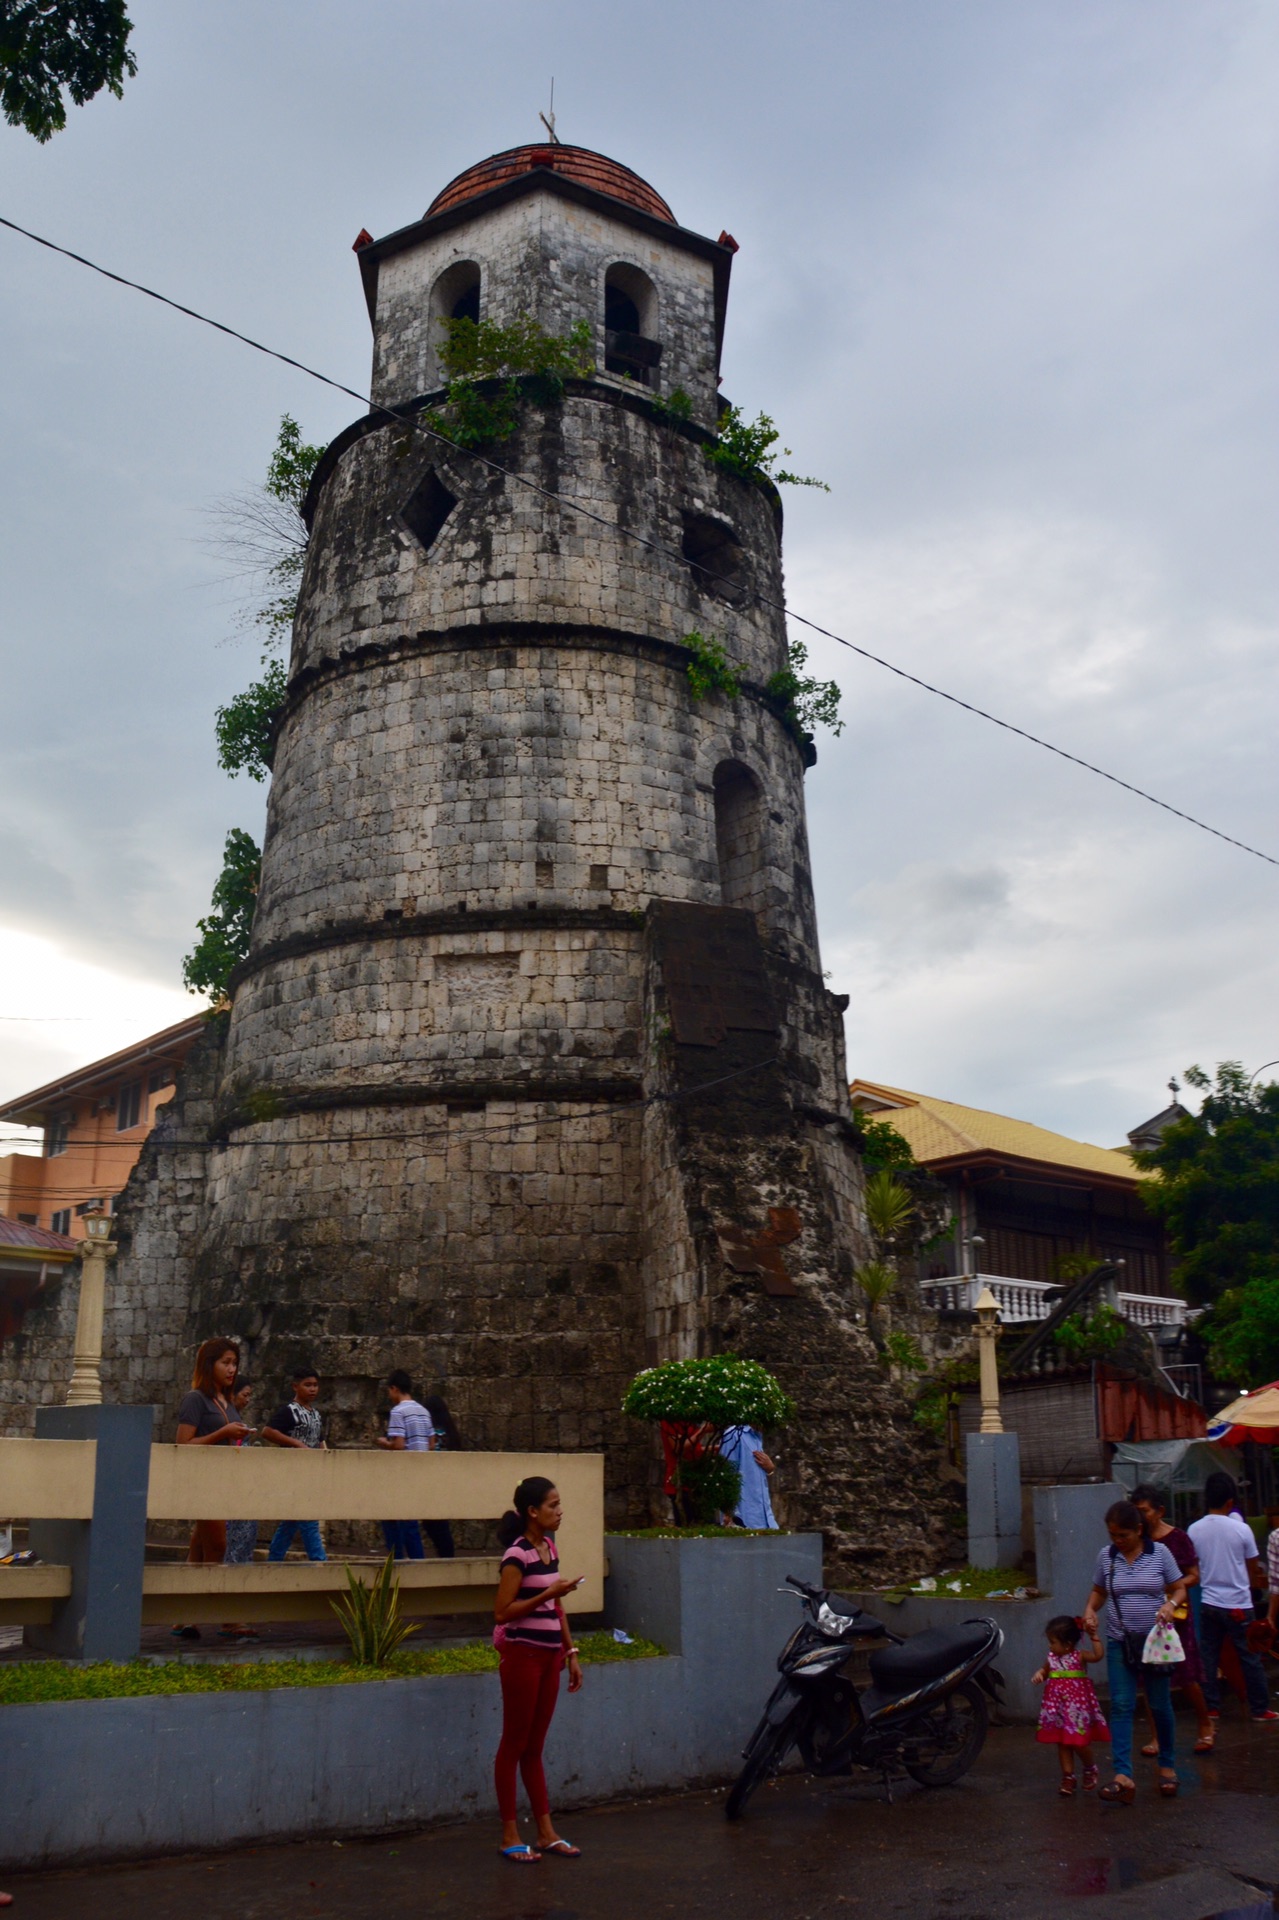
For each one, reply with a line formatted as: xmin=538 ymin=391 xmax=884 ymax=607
xmin=0 ymin=1630 xmax=662 ymax=1705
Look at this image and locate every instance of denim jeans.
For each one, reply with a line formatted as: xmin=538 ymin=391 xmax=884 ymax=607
xmin=267 ymin=1520 xmax=327 ymax=1562
xmin=1199 ymin=1604 xmax=1271 ymax=1716
xmin=381 ymin=1520 xmax=425 ymax=1560
xmin=1106 ymin=1638 xmax=1175 ymax=1777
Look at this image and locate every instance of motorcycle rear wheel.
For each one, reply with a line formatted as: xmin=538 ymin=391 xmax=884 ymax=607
xmin=902 ymin=1679 xmax=988 ymax=1787
xmin=725 ymin=1712 xmax=801 ymax=1820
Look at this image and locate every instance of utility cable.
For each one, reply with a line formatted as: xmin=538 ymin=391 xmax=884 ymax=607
xmin=1 ymin=213 xmax=1275 ymax=869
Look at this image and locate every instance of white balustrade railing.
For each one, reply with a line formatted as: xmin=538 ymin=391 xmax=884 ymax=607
xmin=919 ymin=1273 xmax=1187 ymax=1329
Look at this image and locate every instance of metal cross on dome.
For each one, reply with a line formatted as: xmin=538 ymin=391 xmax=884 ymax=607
xmin=539 ymin=78 xmax=561 ymax=145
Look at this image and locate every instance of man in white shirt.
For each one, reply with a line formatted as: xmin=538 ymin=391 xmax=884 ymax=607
xmin=376 ymin=1370 xmax=434 ymax=1559
xmin=1188 ymin=1471 xmax=1275 ymax=1723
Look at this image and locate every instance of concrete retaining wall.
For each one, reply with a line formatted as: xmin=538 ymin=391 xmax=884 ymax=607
xmin=0 ymin=1532 xmax=821 ymax=1871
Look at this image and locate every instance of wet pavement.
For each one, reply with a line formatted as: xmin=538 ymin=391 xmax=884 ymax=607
xmin=5 ymin=1713 xmax=1278 ymax=1920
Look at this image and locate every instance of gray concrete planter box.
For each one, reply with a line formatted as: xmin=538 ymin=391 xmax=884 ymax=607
xmin=0 ymin=1531 xmax=821 ymax=1871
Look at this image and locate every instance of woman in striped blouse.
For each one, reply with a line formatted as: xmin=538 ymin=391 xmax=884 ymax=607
xmin=493 ymin=1476 xmax=584 ymax=1862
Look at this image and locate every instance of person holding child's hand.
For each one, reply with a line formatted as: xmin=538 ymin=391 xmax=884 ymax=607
xmin=1033 ymin=1615 xmax=1109 ymax=1795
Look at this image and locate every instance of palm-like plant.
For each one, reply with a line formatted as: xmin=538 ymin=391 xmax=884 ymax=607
xmin=330 ymin=1555 xmax=419 ymax=1666
xmin=863 ymin=1168 xmax=915 ymax=1246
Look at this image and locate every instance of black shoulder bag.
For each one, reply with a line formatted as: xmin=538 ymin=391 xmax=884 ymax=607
xmin=1107 ymin=1546 xmax=1148 ymax=1674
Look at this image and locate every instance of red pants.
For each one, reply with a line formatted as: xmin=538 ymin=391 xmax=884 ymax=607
xmin=495 ymin=1643 xmax=564 ymax=1821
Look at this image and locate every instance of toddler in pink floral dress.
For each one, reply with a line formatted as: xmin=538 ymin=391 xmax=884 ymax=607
xmin=1033 ymin=1614 xmax=1110 ymax=1794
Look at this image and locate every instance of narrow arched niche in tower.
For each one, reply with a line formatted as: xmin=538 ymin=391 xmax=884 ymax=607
xmin=713 ymin=760 xmax=767 ymax=915
xmin=604 ymin=263 xmax=662 ymax=388
xmin=428 ymin=260 xmax=482 ymax=380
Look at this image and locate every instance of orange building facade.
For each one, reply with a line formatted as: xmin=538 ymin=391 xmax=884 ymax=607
xmin=0 ymin=1016 xmax=204 ymax=1242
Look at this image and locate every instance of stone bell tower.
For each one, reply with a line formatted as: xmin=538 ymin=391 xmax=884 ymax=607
xmin=110 ymin=144 xmax=946 ymax=1576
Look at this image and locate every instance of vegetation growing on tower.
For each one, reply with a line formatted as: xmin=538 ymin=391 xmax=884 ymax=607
xmin=425 ymin=314 xmax=595 ymax=449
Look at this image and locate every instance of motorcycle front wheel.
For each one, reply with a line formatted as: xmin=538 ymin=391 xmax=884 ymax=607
xmin=725 ymin=1709 xmax=803 ymax=1820
xmin=902 ymin=1678 xmax=988 ymax=1787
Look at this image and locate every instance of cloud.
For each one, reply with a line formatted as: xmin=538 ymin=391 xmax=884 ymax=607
xmin=0 ymin=0 xmax=1275 ymax=1148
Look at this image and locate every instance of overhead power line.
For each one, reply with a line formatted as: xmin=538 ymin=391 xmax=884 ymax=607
xmin=1 ymin=212 xmax=1275 ymax=871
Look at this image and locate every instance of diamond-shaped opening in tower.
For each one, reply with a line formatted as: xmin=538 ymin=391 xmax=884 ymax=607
xmin=402 ymin=469 xmax=458 ymax=556
xmin=682 ymin=513 xmax=746 ymax=606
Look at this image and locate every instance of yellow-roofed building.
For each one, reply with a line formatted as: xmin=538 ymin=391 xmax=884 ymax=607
xmin=849 ymin=1079 xmax=1187 ymax=1332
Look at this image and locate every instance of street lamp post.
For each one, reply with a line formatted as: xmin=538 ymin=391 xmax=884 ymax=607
xmin=66 ymin=1210 xmax=115 ymax=1407
xmin=974 ymin=1284 xmax=1004 ymax=1435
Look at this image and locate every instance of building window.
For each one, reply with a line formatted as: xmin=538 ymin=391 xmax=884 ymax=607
xmin=46 ymin=1112 xmax=71 ymax=1157
xmin=604 ymin=264 xmax=661 ymax=387
xmin=147 ymin=1069 xmax=173 ymax=1095
xmin=16 ymin=1212 xmax=36 ymax=1225
xmin=50 ymin=1209 xmax=71 ymax=1236
xmin=75 ymin=1198 xmax=105 ymax=1217
xmin=116 ymin=1080 xmax=142 ymax=1131
xmin=682 ymin=512 xmax=746 ymax=606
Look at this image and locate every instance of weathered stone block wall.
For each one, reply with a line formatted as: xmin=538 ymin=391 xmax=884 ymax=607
xmin=188 ymin=1097 xmax=651 ymax=1521
xmin=291 ymin=396 xmax=787 ymax=688
xmin=371 ymin=188 xmax=721 ymax=421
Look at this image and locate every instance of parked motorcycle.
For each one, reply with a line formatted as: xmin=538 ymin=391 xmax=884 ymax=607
xmin=726 ymin=1575 xmax=1005 ymax=1819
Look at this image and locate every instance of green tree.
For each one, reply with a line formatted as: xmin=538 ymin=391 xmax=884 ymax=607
xmin=210 ymin=415 xmax=322 ymax=781
xmin=1 ymin=0 xmax=136 ymax=142
xmin=1136 ymin=1062 xmax=1279 ymax=1382
xmin=181 ymin=829 xmax=260 ymax=1003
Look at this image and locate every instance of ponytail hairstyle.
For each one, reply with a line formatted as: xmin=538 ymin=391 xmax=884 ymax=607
xmin=1046 ymin=1614 xmax=1082 ymax=1648
xmin=497 ymin=1475 xmax=557 ymax=1549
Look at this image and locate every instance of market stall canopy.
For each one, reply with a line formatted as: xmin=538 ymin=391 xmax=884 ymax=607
xmin=1207 ymin=1382 xmax=1279 ymax=1445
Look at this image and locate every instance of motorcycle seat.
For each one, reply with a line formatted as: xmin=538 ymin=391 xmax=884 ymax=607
xmin=868 ymin=1623 xmax=991 ymax=1693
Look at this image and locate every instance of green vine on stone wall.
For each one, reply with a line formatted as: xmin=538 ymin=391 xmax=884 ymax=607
xmin=684 ymin=630 xmax=742 ymax=701
xmin=649 ymin=386 xmax=694 ymax=424
xmin=706 ymin=403 xmax=829 ymax=492
xmin=427 ymin=314 xmax=594 ymax=449
xmin=764 ymin=637 xmax=843 ymax=741
xmin=685 ymin=632 xmax=842 ymax=749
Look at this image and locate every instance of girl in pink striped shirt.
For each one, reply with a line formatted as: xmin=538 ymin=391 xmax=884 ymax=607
xmin=493 ymin=1477 xmax=584 ymax=1863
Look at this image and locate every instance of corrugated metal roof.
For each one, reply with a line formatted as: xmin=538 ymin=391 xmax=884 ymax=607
xmin=0 ymin=1216 xmax=77 ymax=1255
xmin=850 ymin=1079 xmax=1146 ymax=1185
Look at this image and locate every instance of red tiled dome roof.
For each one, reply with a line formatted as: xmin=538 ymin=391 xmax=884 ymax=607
xmin=427 ymin=145 xmax=675 ymax=224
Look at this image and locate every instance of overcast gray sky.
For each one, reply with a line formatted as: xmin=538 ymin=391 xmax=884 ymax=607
xmin=2 ymin=0 xmax=1276 ymax=1149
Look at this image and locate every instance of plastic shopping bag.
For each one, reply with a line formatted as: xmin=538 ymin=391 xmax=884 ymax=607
xmin=1142 ymin=1622 xmax=1182 ymax=1666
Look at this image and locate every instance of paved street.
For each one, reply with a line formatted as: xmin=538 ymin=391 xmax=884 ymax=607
xmin=6 ymin=1716 xmax=1278 ymax=1920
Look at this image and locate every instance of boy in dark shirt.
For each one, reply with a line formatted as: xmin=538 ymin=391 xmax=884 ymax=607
xmin=263 ymin=1367 xmax=327 ymax=1562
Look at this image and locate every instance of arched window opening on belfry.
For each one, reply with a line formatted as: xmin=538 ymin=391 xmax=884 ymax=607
xmin=604 ymin=263 xmax=662 ymax=388
xmin=713 ymin=761 xmax=767 ymax=915
xmin=428 ymin=261 xmax=482 ymax=379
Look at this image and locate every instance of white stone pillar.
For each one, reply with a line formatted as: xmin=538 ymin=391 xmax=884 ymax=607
xmin=66 ymin=1212 xmax=115 ymax=1406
